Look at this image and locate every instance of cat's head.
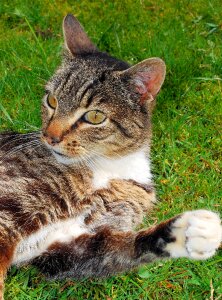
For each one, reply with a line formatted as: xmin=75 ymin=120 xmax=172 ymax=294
xmin=41 ymin=14 xmax=166 ymax=165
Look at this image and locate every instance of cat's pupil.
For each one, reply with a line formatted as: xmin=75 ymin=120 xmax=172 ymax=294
xmin=94 ymin=112 xmax=98 ymax=120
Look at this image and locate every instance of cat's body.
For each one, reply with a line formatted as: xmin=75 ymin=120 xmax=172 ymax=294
xmin=0 ymin=14 xmax=221 ymax=299
xmin=0 ymin=132 xmax=154 ymax=267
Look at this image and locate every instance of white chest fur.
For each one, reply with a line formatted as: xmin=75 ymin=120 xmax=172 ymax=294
xmin=91 ymin=149 xmax=152 ymax=190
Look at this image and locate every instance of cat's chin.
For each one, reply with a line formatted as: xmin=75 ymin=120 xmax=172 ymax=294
xmin=52 ymin=150 xmax=80 ymax=165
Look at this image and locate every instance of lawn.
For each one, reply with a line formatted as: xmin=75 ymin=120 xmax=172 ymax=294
xmin=0 ymin=0 xmax=222 ymax=299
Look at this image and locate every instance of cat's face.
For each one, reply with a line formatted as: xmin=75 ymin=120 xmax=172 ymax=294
xmin=41 ymin=14 xmax=166 ymax=164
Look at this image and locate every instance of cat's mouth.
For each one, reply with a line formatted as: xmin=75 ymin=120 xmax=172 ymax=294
xmin=43 ymin=139 xmax=85 ymax=165
xmin=52 ymin=149 xmax=69 ymax=158
xmin=50 ymin=148 xmax=81 ymax=165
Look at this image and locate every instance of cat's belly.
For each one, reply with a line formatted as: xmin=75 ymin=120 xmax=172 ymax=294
xmin=13 ymin=216 xmax=87 ymax=265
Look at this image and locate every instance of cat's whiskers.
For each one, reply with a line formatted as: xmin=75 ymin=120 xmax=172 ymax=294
xmin=66 ymin=151 xmax=88 ymax=168
xmin=74 ymin=150 xmax=108 ymax=173
xmin=80 ymin=151 xmax=101 ymax=169
xmin=89 ymin=148 xmax=126 ymax=161
xmin=77 ymin=153 xmax=98 ymax=173
xmin=0 ymin=132 xmax=41 ymax=152
xmin=84 ymin=156 xmax=99 ymax=173
xmin=86 ymin=149 xmax=126 ymax=172
xmin=0 ymin=140 xmax=42 ymax=164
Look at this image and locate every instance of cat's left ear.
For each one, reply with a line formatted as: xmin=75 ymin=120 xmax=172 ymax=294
xmin=120 ymin=58 xmax=166 ymax=104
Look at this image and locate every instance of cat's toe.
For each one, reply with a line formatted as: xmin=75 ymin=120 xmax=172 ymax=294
xmin=165 ymin=210 xmax=222 ymax=259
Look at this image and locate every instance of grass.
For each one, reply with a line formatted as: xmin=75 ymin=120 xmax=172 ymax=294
xmin=0 ymin=0 xmax=222 ymax=299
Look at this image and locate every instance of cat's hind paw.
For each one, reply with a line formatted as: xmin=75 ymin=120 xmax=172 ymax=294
xmin=166 ymin=210 xmax=222 ymax=260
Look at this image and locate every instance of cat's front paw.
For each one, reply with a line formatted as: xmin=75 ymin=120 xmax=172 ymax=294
xmin=166 ymin=210 xmax=222 ymax=259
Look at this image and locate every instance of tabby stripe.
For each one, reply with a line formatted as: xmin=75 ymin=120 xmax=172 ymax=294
xmin=97 ymin=71 xmax=106 ymax=84
xmin=89 ymin=131 xmax=112 ymax=141
xmin=125 ymin=200 xmax=142 ymax=215
xmin=77 ymin=80 xmax=94 ymax=104
xmin=47 ymin=165 xmax=74 ymax=192
xmin=56 ymin=70 xmax=74 ymax=94
xmin=133 ymin=120 xmax=144 ymax=129
xmin=84 ymin=74 xmax=106 ymax=107
xmin=79 ymin=79 xmax=103 ymax=108
xmin=111 ymin=119 xmax=133 ymax=138
xmin=0 ymin=221 xmax=17 ymax=239
xmin=27 ymin=182 xmax=70 ymax=217
xmin=83 ymin=72 xmax=107 ymax=108
xmin=128 ymin=180 xmax=154 ymax=194
xmin=84 ymin=91 xmax=95 ymax=108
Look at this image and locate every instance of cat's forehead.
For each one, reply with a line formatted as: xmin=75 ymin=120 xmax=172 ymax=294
xmin=46 ymin=54 xmax=130 ymax=112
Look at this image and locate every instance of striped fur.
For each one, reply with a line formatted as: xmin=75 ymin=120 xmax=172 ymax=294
xmin=0 ymin=14 xmax=221 ymax=299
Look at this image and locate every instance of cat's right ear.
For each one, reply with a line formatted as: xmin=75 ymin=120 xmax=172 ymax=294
xmin=63 ymin=14 xmax=97 ymax=56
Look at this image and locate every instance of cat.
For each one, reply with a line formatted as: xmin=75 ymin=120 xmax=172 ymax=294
xmin=0 ymin=14 xmax=221 ymax=299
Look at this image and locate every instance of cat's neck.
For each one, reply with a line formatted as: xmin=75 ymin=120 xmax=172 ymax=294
xmin=90 ymin=149 xmax=152 ymax=190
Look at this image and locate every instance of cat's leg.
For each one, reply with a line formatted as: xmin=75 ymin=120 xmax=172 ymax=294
xmin=32 ymin=210 xmax=222 ymax=279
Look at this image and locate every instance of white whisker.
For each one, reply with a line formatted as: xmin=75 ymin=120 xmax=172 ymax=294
xmin=0 ymin=140 xmax=42 ymax=164
xmin=0 ymin=132 xmax=41 ymax=151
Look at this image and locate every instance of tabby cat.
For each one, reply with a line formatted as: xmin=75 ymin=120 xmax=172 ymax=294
xmin=0 ymin=14 xmax=221 ymax=299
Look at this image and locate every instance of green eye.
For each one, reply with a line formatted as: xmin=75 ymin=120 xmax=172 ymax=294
xmin=47 ymin=94 xmax=57 ymax=109
xmin=83 ymin=110 xmax=106 ymax=125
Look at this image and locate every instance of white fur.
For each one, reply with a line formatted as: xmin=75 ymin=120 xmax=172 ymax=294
xmin=13 ymin=216 xmax=87 ymax=265
xmin=166 ymin=210 xmax=222 ymax=259
xmin=90 ymin=149 xmax=152 ymax=189
xmin=50 ymin=146 xmax=152 ymax=188
xmin=52 ymin=151 xmax=79 ymax=165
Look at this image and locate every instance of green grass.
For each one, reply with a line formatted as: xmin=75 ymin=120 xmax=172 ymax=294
xmin=0 ymin=0 xmax=222 ymax=299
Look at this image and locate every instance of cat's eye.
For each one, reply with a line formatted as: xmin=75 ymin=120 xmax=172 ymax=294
xmin=83 ymin=110 xmax=106 ymax=125
xmin=47 ymin=94 xmax=57 ymax=109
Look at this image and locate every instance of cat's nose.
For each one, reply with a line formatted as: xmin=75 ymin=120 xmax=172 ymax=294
xmin=43 ymin=133 xmax=63 ymax=145
xmin=50 ymin=136 xmax=62 ymax=145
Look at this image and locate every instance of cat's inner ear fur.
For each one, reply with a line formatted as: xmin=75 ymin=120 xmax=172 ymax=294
xmin=63 ymin=14 xmax=97 ymax=56
xmin=120 ymin=58 xmax=166 ymax=104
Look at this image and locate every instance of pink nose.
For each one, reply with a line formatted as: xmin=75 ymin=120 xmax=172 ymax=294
xmin=43 ymin=133 xmax=63 ymax=145
xmin=43 ymin=118 xmax=69 ymax=145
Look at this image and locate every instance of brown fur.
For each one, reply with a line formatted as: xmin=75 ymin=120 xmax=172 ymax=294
xmin=0 ymin=14 xmax=166 ymax=298
xmin=1 ymin=14 xmax=220 ymax=300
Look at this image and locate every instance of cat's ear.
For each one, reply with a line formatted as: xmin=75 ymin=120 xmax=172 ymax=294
xmin=120 ymin=58 xmax=166 ymax=104
xmin=63 ymin=14 xmax=97 ymax=56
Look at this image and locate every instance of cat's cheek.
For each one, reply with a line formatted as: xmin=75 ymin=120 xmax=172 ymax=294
xmin=64 ymin=147 xmax=87 ymax=159
xmin=41 ymin=106 xmax=53 ymax=128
